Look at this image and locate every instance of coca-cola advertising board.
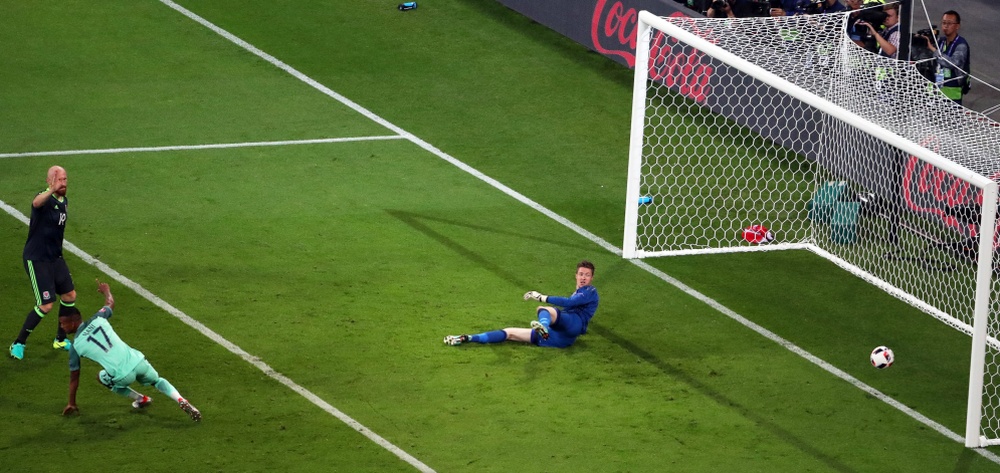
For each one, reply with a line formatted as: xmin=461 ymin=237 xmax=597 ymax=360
xmin=495 ymin=0 xmax=990 ymax=245
xmin=494 ymin=0 xmax=808 ymax=146
xmin=494 ymin=0 xmax=689 ymax=68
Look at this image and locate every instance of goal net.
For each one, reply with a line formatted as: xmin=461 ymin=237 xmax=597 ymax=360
xmin=624 ymin=10 xmax=1000 ymax=447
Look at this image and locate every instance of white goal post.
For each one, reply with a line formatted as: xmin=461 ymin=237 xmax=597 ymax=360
xmin=624 ymin=10 xmax=1000 ymax=447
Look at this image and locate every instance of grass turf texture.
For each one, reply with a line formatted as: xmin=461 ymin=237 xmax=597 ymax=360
xmin=2 ymin=0 xmax=1000 ymax=471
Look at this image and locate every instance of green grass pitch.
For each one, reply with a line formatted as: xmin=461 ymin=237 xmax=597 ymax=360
xmin=2 ymin=0 xmax=999 ymax=471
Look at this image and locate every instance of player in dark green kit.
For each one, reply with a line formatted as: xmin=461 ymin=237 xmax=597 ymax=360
xmin=60 ymin=280 xmax=202 ymax=421
xmin=10 ymin=166 xmax=79 ymax=360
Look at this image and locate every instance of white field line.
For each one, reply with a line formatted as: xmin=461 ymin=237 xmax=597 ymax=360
xmin=154 ymin=1 xmax=1000 ymax=464
xmin=0 ymin=136 xmax=404 ymax=159
xmin=0 ymin=0 xmax=986 ymax=468
xmin=0 ymin=200 xmax=434 ymax=473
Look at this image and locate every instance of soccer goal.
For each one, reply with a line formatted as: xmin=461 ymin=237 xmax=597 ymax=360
xmin=623 ymin=10 xmax=1000 ymax=447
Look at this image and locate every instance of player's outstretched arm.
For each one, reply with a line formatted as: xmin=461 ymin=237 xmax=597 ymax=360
xmin=63 ymin=369 xmax=80 ymax=416
xmin=96 ymin=279 xmax=115 ymax=309
xmin=543 ymin=286 xmax=598 ymax=308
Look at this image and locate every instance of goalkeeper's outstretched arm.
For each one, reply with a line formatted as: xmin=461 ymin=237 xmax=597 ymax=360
xmin=523 ymin=291 xmax=547 ymax=303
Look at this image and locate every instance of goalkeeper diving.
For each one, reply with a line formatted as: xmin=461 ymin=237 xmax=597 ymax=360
xmin=444 ymin=260 xmax=599 ymax=348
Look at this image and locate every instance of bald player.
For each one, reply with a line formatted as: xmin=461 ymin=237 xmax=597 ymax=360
xmin=10 ymin=166 xmax=79 ymax=360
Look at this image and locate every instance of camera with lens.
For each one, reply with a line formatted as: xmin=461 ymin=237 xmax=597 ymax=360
xmin=855 ymin=5 xmax=887 ymax=35
xmin=910 ymin=26 xmax=939 ymax=81
xmin=850 ymin=1 xmax=887 ymax=52
xmin=800 ymin=0 xmax=825 ymax=15
xmin=747 ymin=0 xmax=770 ymax=16
xmin=687 ymin=0 xmax=716 ymax=14
xmin=913 ymin=26 xmax=938 ymax=45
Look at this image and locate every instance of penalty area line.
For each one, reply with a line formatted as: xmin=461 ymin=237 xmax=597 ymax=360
xmin=156 ymin=0 xmax=1000 ymax=465
xmin=0 ymin=135 xmax=405 ymax=159
xmin=156 ymin=0 xmax=999 ymax=467
xmin=0 ymin=199 xmax=434 ymax=473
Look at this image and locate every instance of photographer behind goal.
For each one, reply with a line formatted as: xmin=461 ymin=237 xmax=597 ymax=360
xmin=856 ymin=3 xmax=900 ymax=58
xmin=769 ymin=0 xmax=845 ymax=17
xmin=847 ymin=0 xmax=889 ymax=53
xmin=706 ymin=0 xmax=758 ymax=18
xmin=916 ymin=10 xmax=970 ymax=105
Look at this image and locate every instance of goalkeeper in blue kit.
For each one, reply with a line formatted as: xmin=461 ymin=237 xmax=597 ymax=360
xmin=444 ymin=260 xmax=599 ymax=348
xmin=59 ymin=280 xmax=201 ymax=421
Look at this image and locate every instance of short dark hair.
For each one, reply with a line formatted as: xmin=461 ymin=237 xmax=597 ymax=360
xmin=578 ymin=260 xmax=595 ymax=274
xmin=944 ymin=10 xmax=961 ymax=24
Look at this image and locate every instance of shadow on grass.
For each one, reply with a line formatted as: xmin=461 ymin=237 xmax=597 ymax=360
xmin=385 ymin=211 xmax=982 ymax=470
xmin=952 ymin=448 xmax=978 ymax=473
xmin=387 ymin=209 xmax=597 ymax=286
xmin=589 ymin=323 xmax=862 ymax=473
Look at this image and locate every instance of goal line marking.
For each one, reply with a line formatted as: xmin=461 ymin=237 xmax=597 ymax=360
xmin=0 ymin=136 xmax=405 ymax=159
xmin=158 ymin=0 xmax=1000 ymax=466
xmin=18 ymin=0 xmax=982 ymax=469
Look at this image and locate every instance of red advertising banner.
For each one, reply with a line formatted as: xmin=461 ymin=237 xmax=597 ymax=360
xmin=495 ymin=0 xmax=694 ymax=67
xmin=496 ymin=0 xmax=994 ymax=244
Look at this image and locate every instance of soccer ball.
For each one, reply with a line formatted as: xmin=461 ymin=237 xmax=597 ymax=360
xmin=870 ymin=346 xmax=894 ymax=369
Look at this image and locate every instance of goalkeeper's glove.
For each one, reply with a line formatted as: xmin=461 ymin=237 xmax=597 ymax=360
xmin=523 ymin=291 xmax=547 ymax=303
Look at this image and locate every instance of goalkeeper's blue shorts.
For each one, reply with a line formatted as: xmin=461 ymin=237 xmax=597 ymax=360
xmin=533 ymin=310 xmax=584 ymax=348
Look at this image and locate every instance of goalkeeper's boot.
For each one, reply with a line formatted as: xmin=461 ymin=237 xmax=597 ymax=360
xmin=53 ymin=338 xmax=72 ymax=351
xmin=530 ymin=321 xmax=550 ymax=340
xmin=178 ymin=398 xmax=201 ymax=422
xmin=132 ymin=395 xmax=152 ymax=409
xmin=443 ymin=335 xmax=470 ymax=346
xmin=9 ymin=342 xmax=25 ymax=360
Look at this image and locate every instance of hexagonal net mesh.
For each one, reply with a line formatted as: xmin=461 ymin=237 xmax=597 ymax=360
xmin=624 ymin=11 xmax=1000 ymax=446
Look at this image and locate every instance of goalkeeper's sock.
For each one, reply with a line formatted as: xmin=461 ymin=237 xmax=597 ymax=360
xmin=536 ymin=308 xmax=552 ymax=330
xmin=470 ymin=330 xmax=507 ymax=344
xmin=15 ymin=307 xmax=46 ymax=344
